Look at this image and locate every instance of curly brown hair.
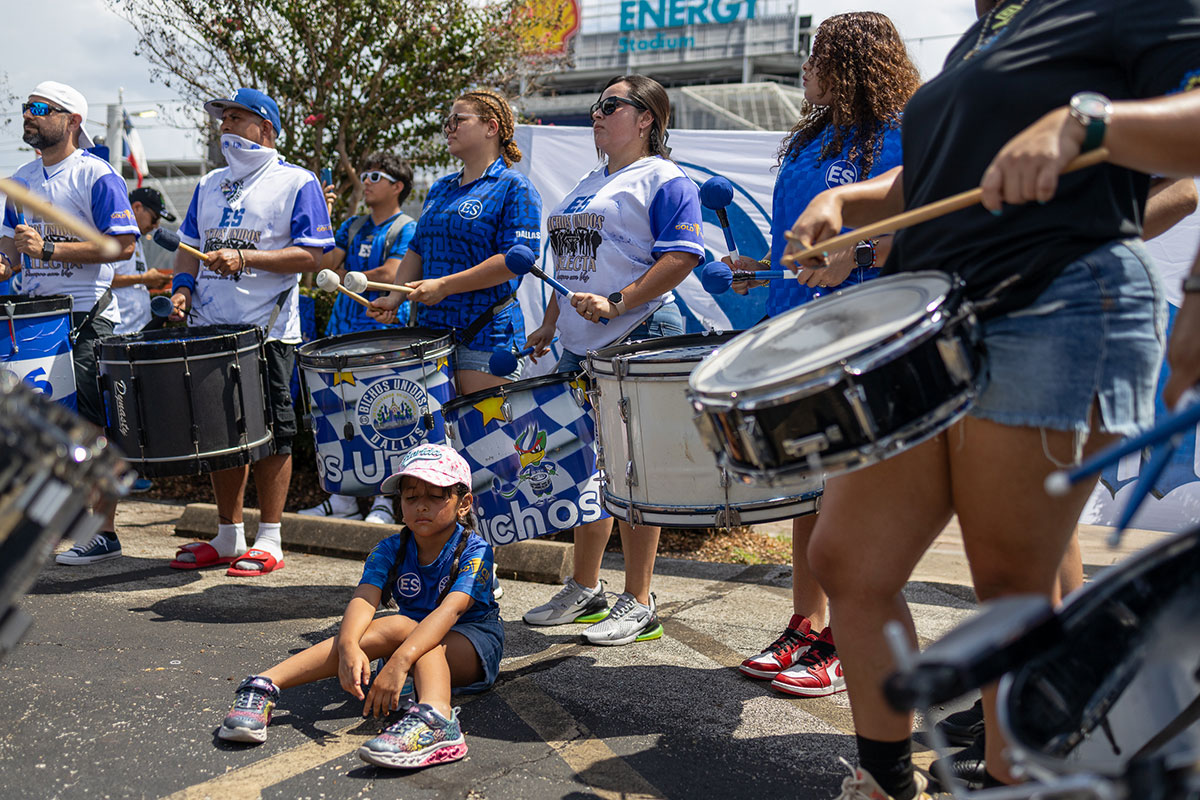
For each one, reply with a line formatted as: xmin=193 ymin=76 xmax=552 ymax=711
xmin=778 ymin=12 xmax=921 ymax=176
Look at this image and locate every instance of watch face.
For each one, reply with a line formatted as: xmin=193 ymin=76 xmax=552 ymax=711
xmin=1072 ymin=92 xmax=1112 ymax=119
xmin=607 ymin=292 xmax=623 ymax=304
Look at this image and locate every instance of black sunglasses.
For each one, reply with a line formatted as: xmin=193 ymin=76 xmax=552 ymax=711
xmin=590 ymin=96 xmax=646 ymax=118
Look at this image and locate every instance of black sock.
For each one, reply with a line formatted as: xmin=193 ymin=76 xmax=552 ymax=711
xmin=857 ymin=735 xmax=917 ymax=800
xmin=101 ymin=530 xmax=118 ymax=542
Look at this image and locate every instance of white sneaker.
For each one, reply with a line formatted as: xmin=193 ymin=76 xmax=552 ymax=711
xmin=492 ymin=573 xmax=504 ymax=601
xmin=298 ymin=494 xmax=362 ymax=520
xmin=832 ymin=758 xmax=930 ymax=799
xmin=364 ymin=498 xmax=396 ymax=525
xmin=582 ymin=592 xmax=663 ymax=646
xmin=522 ymin=578 xmax=608 ymax=626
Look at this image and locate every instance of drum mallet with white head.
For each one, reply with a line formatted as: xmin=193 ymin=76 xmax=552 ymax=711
xmin=342 ymin=271 xmax=414 ymax=295
xmin=699 ymin=261 xmax=787 ymax=295
xmin=151 ymin=227 xmax=209 ymax=262
xmin=489 ymin=337 xmax=559 ymax=376
xmin=505 ymin=244 xmax=608 ymax=325
xmin=315 ymin=269 xmax=371 ymax=308
xmin=699 ymin=176 xmax=740 ymax=260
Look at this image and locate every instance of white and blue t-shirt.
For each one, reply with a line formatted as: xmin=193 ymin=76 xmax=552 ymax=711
xmin=766 ymin=124 xmax=902 ymax=316
xmin=112 ymin=239 xmax=151 ymax=334
xmin=359 ymin=524 xmax=498 ymax=624
xmin=2 ymin=149 xmax=140 ymax=324
xmin=546 ymin=156 xmax=705 ymax=354
xmin=179 ymin=159 xmax=333 ymax=342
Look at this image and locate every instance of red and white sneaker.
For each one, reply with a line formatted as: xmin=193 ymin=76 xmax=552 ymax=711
xmin=770 ymin=626 xmax=846 ymax=697
xmin=739 ymin=614 xmax=820 ymax=679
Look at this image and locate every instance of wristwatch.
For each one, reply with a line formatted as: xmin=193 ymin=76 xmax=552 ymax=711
xmin=40 ymin=240 xmax=55 ymax=263
xmin=853 ymin=239 xmax=876 ymax=269
xmin=607 ymin=291 xmax=627 ymax=316
xmin=1068 ymin=92 xmax=1113 ymax=153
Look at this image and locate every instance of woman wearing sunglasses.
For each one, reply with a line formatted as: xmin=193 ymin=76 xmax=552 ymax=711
xmin=368 ymin=89 xmax=541 ymax=395
xmin=520 ymin=75 xmax=705 ymax=646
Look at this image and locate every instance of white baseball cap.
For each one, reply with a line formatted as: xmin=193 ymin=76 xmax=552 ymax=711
xmin=29 ymin=81 xmax=93 ymax=149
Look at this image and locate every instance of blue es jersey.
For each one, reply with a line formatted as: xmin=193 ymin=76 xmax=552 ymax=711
xmin=409 ymin=157 xmax=542 ymax=352
xmin=767 ymin=123 xmax=902 ymax=316
xmin=359 ymin=525 xmax=498 ymax=623
xmin=325 ymin=213 xmax=416 ymax=336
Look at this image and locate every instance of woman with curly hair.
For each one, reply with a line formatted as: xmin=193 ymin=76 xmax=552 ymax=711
xmin=732 ymin=12 xmax=920 ymax=698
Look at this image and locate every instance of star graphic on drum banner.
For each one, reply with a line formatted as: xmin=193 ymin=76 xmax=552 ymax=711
xmin=437 ymin=356 xmax=450 ymax=372
xmin=333 ymin=371 xmax=356 ymax=386
xmin=473 ymin=396 xmax=507 ymax=425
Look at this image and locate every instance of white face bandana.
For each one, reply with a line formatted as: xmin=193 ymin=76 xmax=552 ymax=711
xmin=220 ymin=133 xmax=278 ymax=180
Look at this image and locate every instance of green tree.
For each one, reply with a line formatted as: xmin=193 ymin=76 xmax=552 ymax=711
xmin=109 ymin=0 xmax=564 ymax=210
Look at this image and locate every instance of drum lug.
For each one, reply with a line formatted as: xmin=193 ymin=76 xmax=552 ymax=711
xmin=737 ymin=416 xmax=766 ymax=466
xmin=571 ymin=385 xmax=587 ymax=408
xmin=343 ymin=421 xmax=354 ymax=440
xmin=625 ymin=458 xmax=638 ymax=487
xmin=423 ymin=412 xmax=435 ymax=431
xmin=781 ymin=428 xmax=835 ymax=458
xmin=618 ymin=397 xmax=630 ymax=422
xmin=936 ymin=334 xmax=974 ymax=386
xmin=445 ymin=420 xmax=456 ymax=441
xmin=715 ymin=506 xmax=741 ymax=530
xmin=843 ymin=384 xmax=879 ymax=441
xmin=501 ymin=399 xmax=513 ymax=422
xmin=692 ymin=407 xmax=722 ymax=454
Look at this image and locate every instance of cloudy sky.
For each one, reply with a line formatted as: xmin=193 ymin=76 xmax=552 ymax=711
xmin=1 ymin=1 xmax=977 ymax=176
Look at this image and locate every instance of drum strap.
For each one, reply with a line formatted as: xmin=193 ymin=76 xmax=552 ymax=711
xmin=263 ymin=285 xmax=294 ymax=339
xmin=455 ymin=293 xmax=517 ymax=347
xmin=345 ymin=213 xmax=415 ymax=270
xmin=69 ymin=288 xmax=113 ymax=344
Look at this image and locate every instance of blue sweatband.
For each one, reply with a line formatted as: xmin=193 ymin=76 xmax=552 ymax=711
xmin=172 ymin=272 xmax=197 ymax=294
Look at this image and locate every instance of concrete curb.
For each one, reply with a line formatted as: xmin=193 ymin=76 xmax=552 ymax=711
xmin=173 ymin=503 xmax=573 ymax=584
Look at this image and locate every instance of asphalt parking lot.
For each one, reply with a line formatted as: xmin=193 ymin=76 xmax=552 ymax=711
xmin=0 ymin=501 xmax=1156 ymax=800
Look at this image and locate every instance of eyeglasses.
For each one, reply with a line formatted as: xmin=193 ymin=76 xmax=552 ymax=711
xmin=360 ymin=171 xmax=398 ymax=184
xmin=443 ymin=112 xmax=482 ymax=132
xmin=22 ymin=101 xmax=69 ymax=117
xmin=590 ymin=96 xmax=645 ymax=118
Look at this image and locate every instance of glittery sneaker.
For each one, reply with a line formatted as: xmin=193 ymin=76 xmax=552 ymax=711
xmin=55 ymin=533 xmax=122 ymax=565
xmin=523 ymin=577 xmax=608 ymax=626
xmin=218 ymin=675 xmax=280 ymax=743
xmin=740 ymin=613 xmax=820 ymax=679
xmin=358 ymin=701 xmax=467 ymax=769
xmin=832 ymin=758 xmax=931 ymax=800
xmin=582 ymin=591 xmax=662 ymax=646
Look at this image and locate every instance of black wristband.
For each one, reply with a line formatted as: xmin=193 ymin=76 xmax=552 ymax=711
xmin=1183 ymin=275 xmax=1200 ymax=294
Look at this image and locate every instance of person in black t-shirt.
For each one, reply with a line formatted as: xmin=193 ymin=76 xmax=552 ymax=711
xmin=780 ymin=2 xmax=1200 ymax=799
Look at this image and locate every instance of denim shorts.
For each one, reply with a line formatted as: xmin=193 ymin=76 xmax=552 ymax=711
xmin=555 ymin=302 xmax=685 ymax=373
xmin=970 ymin=239 xmax=1165 ymax=438
xmin=450 ymin=609 xmax=504 ymax=695
xmin=454 ymin=345 xmax=522 ymax=381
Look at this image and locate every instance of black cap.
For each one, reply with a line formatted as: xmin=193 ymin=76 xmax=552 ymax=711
xmin=129 ymin=187 xmax=176 ymax=222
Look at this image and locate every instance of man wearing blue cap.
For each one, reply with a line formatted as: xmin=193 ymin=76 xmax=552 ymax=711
xmin=168 ymin=88 xmax=334 ymax=575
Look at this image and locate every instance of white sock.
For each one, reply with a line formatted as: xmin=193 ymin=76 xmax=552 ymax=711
xmin=233 ymin=523 xmax=283 ymax=571
xmin=368 ymin=496 xmax=392 ymax=511
xmin=210 ymin=523 xmax=246 ymax=558
xmin=331 ymin=493 xmax=357 ymax=512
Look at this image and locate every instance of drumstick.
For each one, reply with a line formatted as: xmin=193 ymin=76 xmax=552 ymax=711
xmin=342 ymin=270 xmax=414 ymax=295
xmin=315 ymin=268 xmax=371 ymax=308
xmin=781 ymin=148 xmax=1111 ymax=266
xmin=151 ymin=227 xmax=210 ymax=261
xmin=0 ymin=176 xmax=122 ymax=259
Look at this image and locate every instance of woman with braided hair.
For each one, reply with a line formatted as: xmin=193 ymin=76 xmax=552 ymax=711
xmin=369 ymin=88 xmax=542 ymax=394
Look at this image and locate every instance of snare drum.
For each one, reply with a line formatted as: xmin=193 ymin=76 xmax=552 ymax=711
xmin=688 ymin=272 xmax=985 ymax=486
xmin=97 ymin=325 xmax=274 ymax=477
xmin=0 ymin=294 xmax=77 ymax=411
xmin=588 ymin=333 xmax=821 ymax=528
xmin=297 ymin=328 xmax=455 ymax=496
xmin=444 ymin=372 xmax=607 ymax=547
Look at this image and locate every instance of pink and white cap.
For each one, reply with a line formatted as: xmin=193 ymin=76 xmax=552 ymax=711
xmin=380 ymin=444 xmax=472 ymax=494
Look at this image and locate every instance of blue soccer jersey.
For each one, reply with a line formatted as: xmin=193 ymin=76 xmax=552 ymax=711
xmin=325 ymin=213 xmax=416 ymax=336
xmin=359 ymin=525 xmax=499 ymax=623
xmin=408 ymin=158 xmax=542 ymax=352
xmin=766 ymin=123 xmax=902 ymax=316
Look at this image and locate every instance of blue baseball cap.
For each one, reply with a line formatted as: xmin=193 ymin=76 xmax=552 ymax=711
xmin=204 ymin=88 xmax=283 ymax=136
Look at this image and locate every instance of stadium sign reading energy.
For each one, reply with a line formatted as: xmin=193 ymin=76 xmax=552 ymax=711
xmin=617 ymin=0 xmax=758 ymax=51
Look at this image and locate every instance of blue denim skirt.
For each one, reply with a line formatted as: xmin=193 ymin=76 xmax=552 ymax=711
xmin=970 ymin=239 xmax=1166 ymax=438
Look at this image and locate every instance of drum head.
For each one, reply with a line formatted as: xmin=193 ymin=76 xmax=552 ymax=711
xmin=297 ymin=327 xmax=452 ymax=369
xmin=690 ymin=272 xmax=952 ymax=395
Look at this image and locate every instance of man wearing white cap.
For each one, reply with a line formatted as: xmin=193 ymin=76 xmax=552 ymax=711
xmin=0 ymin=81 xmax=139 ymax=565
xmin=167 ymin=88 xmax=334 ymax=576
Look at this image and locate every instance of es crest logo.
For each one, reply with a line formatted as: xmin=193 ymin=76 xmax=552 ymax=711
xmin=397 ymin=572 xmax=422 ymax=597
xmin=825 ymin=160 xmax=858 ymax=188
xmin=458 ymin=199 xmax=483 ymax=220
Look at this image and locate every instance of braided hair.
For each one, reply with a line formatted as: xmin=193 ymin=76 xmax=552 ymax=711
xmin=458 ymin=89 xmax=523 ymax=167
xmin=381 ymin=481 xmax=478 ymax=609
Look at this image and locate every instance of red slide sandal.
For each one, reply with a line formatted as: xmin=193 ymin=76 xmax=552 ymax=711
xmin=169 ymin=541 xmax=236 ymax=571
xmin=226 ymin=549 xmax=285 ymax=577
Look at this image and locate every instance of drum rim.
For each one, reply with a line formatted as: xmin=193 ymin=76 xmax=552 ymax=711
xmin=443 ymin=370 xmax=585 ymax=413
xmin=0 ymin=293 xmax=74 ymax=318
xmin=296 ymin=326 xmax=454 ymax=368
xmin=97 ymin=324 xmax=263 ymax=357
xmin=587 ymin=330 xmax=744 ymax=375
xmin=689 ymin=271 xmax=955 ymax=399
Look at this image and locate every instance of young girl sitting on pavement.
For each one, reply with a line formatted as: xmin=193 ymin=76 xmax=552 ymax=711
xmin=216 ymin=444 xmax=503 ymax=769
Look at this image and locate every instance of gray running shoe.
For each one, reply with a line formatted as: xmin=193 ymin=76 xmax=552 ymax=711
xmin=582 ymin=591 xmax=663 ymax=646
xmin=522 ymin=578 xmax=608 ymax=626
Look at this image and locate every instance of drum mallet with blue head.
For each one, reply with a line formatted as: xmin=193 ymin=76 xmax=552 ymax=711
xmin=489 ymin=337 xmax=559 ymax=375
xmin=139 ymin=295 xmax=174 ymax=332
xmin=699 ymin=261 xmax=787 ymax=295
xmin=315 ymin=269 xmax=371 ymax=308
xmin=342 ymin=271 xmax=414 ymax=295
xmin=699 ymin=176 xmax=740 ymax=260
xmin=151 ymin=227 xmax=209 ymax=262
xmin=505 ymin=244 xmax=608 ymax=325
